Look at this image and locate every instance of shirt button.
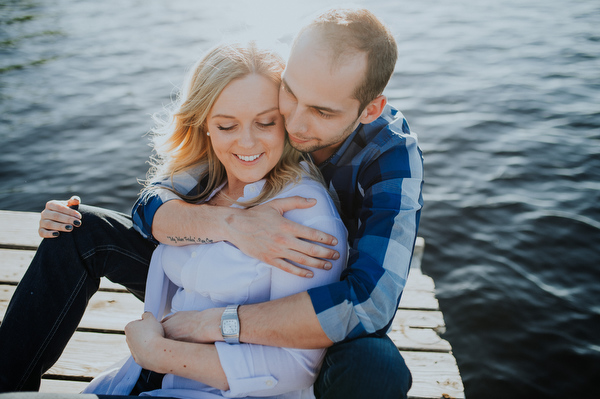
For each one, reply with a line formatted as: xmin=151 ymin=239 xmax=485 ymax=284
xmin=191 ymin=251 xmax=197 ymax=258
xmin=265 ymin=380 xmax=273 ymax=386
xmin=201 ymin=292 xmax=209 ymax=297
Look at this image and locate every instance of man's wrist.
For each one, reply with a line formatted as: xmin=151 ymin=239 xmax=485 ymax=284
xmin=220 ymin=305 xmax=240 ymax=344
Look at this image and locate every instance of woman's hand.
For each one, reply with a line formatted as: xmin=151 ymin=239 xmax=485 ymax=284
xmin=125 ymin=312 xmax=166 ymax=371
xmin=38 ymin=196 xmax=82 ymax=238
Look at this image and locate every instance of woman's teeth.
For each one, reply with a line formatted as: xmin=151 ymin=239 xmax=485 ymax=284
xmin=237 ymin=154 xmax=260 ymax=162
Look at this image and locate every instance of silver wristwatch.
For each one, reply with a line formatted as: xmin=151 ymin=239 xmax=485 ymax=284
xmin=220 ymin=304 xmax=240 ymax=344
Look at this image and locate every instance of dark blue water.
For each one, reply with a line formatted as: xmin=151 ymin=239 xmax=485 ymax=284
xmin=1 ymin=1 xmax=599 ymax=397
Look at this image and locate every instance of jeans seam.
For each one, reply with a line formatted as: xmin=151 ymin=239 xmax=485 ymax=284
xmin=82 ymin=244 xmax=149 ymax=265
xmin=16 ymin=271 xmax=87 ymax=390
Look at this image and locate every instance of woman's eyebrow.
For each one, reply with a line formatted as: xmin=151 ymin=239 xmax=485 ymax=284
xmin=211 ymin=107 xmax=279 ymax=119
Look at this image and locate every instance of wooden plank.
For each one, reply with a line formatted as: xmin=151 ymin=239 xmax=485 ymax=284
xmin=411 ymin=236 xmax=425 ymax=270
xmin=43 ymin=337 xmax=464 ymax=398
xmin=398 ymin=290 xmax=439 ymax=311
xmin=400 ymin=269 xmax=439 ymax=311
xmin=406 ymin=268 xmax=435 ymax=292
xmin=0 ymin=285 xmax=144 ymax=332
xmin=403 ymin=351 xmax=465 ymax=399
xmin=0 ymin=211 xmax=463 ymax=399
xmin=0 ymin=248 xmax=34 ymax=283
xmin=390 ymin=309 xmax=451 ymax=352
xmin=45 ymin=331 xmax=130 ymax=379
xmin=0 ymin=210 xmax=41 ymax=250
xmin=40 ymin=379 xmax=89 ymax=394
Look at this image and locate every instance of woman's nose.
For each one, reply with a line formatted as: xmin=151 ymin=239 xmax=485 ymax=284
xmin=238 ymin=126 xmax=257 ymax=148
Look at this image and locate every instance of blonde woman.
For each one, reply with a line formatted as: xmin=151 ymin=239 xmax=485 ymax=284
xmin=82 ymin=43 xmax=347 ymax=398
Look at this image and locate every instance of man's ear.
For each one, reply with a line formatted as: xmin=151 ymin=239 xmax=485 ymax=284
xmin=358 ymin=95 xmax=387 ymax=125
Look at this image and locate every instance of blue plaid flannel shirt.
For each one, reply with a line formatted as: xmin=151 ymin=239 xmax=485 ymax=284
xmin=131 ymin=104 xmax=424 ymax=343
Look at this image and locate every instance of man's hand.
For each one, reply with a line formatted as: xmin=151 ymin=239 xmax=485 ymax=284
xmin=38 ymin=196 xmax=82 ymax=238
xmin=162 ymin=294 xmax=333 ymax=349
xmin=161 ymin=309 xmax=222 ymax=344
xmin=227 ymin=196 xmax=340 ymax=277
xmin=125 ymin=312 xmax=166 ymax=371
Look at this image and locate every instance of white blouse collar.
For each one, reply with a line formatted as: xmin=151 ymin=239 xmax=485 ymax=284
xmin=206 ymin=179 xmax=267 ymax=206
xmin=241 ymin=179 xmax=267 ymax=201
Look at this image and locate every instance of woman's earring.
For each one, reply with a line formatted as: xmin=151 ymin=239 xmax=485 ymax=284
xmin=207 ymin=132 xmax=210 ymax=136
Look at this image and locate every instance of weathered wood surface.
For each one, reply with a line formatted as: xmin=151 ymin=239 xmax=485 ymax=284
xmin=0 ymin=210 xmax=464 ymax=398
xmin=0 ymin=210 xmax=41 ymax=250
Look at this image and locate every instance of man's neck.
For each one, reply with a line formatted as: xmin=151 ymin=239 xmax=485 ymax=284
xmin=311 ymin=148 xmax=335 ymax=166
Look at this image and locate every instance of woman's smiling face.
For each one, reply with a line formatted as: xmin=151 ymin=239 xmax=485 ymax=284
xmin=207 ymin=73 xmax=285 ymax=197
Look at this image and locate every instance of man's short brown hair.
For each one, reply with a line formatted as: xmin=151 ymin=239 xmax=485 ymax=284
xmin=295 ymin=8 xmax=398 ymax=114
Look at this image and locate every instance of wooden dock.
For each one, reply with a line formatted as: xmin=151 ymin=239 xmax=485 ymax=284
xmin=0 ymin=210 xmax=464 ymax=398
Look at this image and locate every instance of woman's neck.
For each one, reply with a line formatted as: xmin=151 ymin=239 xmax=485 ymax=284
xmin=223 ymin=180 xmax=245 ymax=201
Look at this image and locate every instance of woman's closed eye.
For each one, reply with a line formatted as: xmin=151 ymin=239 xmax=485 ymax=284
xmin=217 ymin=124 xmax=236 ymax=131
xmin=257 ymin=120 xmax=276 ymax=129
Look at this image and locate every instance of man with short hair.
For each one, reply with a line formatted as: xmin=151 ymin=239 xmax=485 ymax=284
xmin=0 ymin=8 xmax=422 ymax=399
xmin=138 ymin=8 xmax=423 ymax=398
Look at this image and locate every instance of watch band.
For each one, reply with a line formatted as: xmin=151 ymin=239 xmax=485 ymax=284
xmin=220 ymin=304 xmax=240 ymax=344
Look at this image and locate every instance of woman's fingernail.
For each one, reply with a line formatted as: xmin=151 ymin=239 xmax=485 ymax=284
xmin=324 ymin=262 xmax=332 ymax=270
xmin=305 ymin=271 xmax=314 ymax=278
xmin=65 ymin=225 xmax=73 ymax=231
xmin=73 ymin=220 xmax=81 ymax=227
xmin=52 ymin=231 xmax=60 ymax=237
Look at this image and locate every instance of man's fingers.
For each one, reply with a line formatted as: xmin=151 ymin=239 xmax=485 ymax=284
xmin=267 ymin=196 xmax=317 ymax=214
xmin=282 ymin=221 xmax=339 ymax=251
xmin=270 ymin=258 xmax=315 ymax=278
xmin=282 ymin=221 xmax=337 ymax=250
xmin=281 ymin=249 xmax=334 ymax=271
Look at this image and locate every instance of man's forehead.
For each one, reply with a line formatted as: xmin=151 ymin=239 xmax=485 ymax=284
xmin=285 ymin=36 xmax=365 ymax=108
xmin=281 ymin=74 xmax=344 ymax=114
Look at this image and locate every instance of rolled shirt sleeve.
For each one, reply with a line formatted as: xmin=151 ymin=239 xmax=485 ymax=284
xmin=131 ymin=165 xmax=208 ymax=241
xmin=216 ymin=342 xmax=322 ymax=398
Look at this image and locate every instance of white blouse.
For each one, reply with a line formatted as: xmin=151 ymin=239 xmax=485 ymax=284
xmin=84 ymin=172 xmax=348 ymax=399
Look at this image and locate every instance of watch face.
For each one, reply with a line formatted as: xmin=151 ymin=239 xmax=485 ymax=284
xmin=222 ymin=319 xmax=238 ymax=335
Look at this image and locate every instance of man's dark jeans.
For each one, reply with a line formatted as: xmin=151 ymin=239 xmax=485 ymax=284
xmin=0 ymin=205 xmax=411 ymax=398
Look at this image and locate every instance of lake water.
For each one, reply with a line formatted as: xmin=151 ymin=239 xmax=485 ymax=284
xmin=1 ymin=0 xmax=599 ymax=397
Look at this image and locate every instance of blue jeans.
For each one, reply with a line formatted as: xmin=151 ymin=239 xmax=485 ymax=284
xmin=315 ymin=335 xmax=412 ymax=399
xmin=0 ymin=206 xmax=411 ymax=398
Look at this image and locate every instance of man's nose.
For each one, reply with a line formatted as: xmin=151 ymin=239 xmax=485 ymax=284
xmin=285 ymin=107 xmax=308 ymax=135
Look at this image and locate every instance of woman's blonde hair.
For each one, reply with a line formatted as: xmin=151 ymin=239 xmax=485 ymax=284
xmin=147 ymin=42 xmax=322 ymax=207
